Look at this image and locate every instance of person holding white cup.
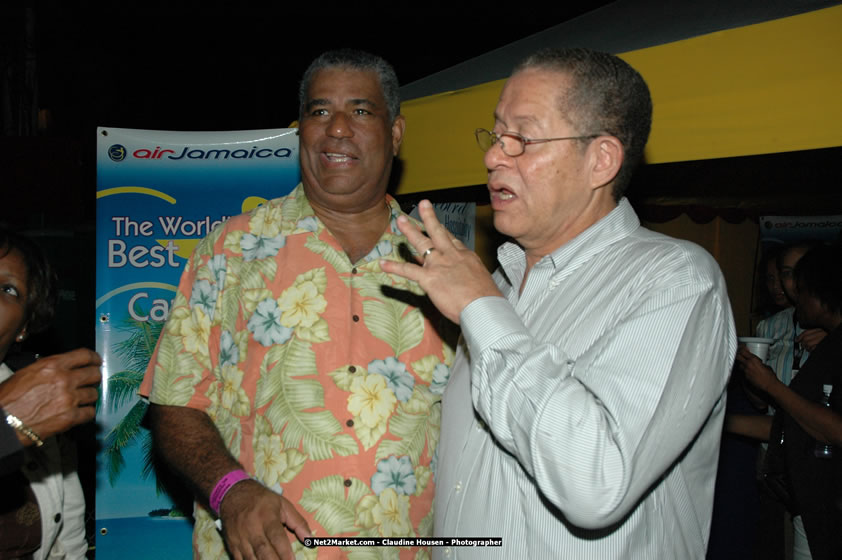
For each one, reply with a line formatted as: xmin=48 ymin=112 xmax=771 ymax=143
xmin=728 ymin=241 xmax=830 ymax=559
xmin=738 ymin=337 xmax=774 ymax=362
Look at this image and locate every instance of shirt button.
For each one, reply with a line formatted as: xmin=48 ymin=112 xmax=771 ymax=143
xmin=54 ymin=513 xmax=62 ymax=523
xmin=454 ymin=481 xmax=462 ymax=493
xmin=344 ymin=479 xmax=352 ymax=487
xmin=351 ymin=267 xmax=358 ymax=274
xmin=352 ymin=315 xmax=360 ymax=322
xmin=348 ymin=365 xmax=356 ymax=373
xmin=346 ymin=419 xmax=354 ymax=427
xmin=443 ymin=547 xmax=452 ymax=557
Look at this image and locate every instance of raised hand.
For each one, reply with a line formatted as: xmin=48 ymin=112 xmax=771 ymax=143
xmin=0 ymin=348 xmax=101 ymax=445
xmin=796 ymin=328 xmax=827 ymax=353
xmin=380 ymin=200 xmax=501 ymax=324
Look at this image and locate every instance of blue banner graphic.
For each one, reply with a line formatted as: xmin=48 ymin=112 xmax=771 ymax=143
xmin=95 ymin=127 xmax=300 ymax=558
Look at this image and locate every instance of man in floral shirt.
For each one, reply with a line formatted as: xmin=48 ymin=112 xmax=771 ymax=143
xmin=141 ymin=50 xmax=452 ymax=560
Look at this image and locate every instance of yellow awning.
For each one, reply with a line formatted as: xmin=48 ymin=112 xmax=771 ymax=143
xmin=396 ymin=5 xmax=842 ymax=194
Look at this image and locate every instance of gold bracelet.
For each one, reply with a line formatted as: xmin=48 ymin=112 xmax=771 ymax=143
xmin=5 ymin=413 xmax=44 ymax=447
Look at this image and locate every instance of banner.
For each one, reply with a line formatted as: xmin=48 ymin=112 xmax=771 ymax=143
xmin=95 ymin=128 xmax=300 ymax=558
xmin=759 ymin=215 xmax=842 ymax=246
xmin=409 ymin=202 xmax=476 ymax=250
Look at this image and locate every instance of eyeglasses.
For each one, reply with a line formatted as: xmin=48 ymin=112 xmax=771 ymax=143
xmin=475 ymin=128 xmax=598 ymax=157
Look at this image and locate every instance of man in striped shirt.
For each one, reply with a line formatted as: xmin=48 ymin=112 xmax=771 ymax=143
xmin=383 ymin=48 xmax=736 ymax=558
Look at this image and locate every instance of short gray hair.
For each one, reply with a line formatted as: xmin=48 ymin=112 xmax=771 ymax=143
xmin=299 ymin=49 xmax=401 ymax=122
xmin=514 ymin=48 xmax=652 ymax=200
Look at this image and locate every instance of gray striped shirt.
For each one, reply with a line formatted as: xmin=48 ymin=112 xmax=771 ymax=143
xmin=434 ymin=199 xmax=736 ymax=559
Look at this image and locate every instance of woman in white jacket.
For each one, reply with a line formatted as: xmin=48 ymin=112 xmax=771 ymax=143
xmin=0 ymin=229 xmax=87 ymax=560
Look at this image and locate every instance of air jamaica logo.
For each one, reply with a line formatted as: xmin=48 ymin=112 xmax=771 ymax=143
xmin=108 ymin=144 xmax=127 ymax=162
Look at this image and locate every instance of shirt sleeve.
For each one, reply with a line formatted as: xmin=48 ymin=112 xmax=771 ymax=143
xmin=53 ymin=435 xmax=88 ymax=559
xmin=139 ymin=227 xmax=223 ymax=407
xmin=755 ymin=317 xmax=770 ymax=339
xmin=460 ymin=274 xmax=735 ymax=529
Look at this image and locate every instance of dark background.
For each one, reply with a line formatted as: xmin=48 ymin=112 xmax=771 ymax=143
xmin=1 ymin=0 xmax=614 ymax=350
xmin=21 ymin=3 xmax=614 ymax=134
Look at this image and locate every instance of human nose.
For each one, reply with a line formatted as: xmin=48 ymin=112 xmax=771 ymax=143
xmin=327 ymin=111 xmax=353 ymax=138
xmin=484 ymin=136 xmax=509 ymax=170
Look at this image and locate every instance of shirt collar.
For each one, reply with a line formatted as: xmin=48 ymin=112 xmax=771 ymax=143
xmin=290 ymin=183 xmax=406 ymax=265
xmin=290 ymin=182 xmax=402 ymax=235
xmin=498 ymin=197 xmax=641 ymax=282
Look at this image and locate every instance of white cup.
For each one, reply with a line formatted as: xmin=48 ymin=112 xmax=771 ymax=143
xmin=738 ymin=337 xmax=775 ymax=362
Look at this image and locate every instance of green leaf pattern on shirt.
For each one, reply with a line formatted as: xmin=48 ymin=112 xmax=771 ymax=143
xmin=300 ymin=475 xmax=372 ymax=534
xmin=240 ymin=257 xmax=277 ymax=290
xmin=418 ymin=509 xmax=434 ymax=539
xmin=251 ymin=416 xmax=307 ymax=487
xmin=375 ymin=400 xmax=436 ymax=465
xmin=327 ymin=364 xmax=363 ymax=392
xmin=345 ymin=548 xmax=400 ymax=560
xmin=305 ymin=235 xmax=353 ymax=274
xmin=290 ymin=543 xmax=318 ymax=560
xmin=409 ymin=355 xmax=440 ymax=384
xmin=363 ymin=299 xmax=425 ymax=357
xmin=149 ymin=331 xmax=202 ymax=406
xmin=256 ymin=337 xmax=357 ymax=461
xmin=205 ymin=388 xmax=242 ymax=458
xmin=414 ymin=465 xmax=433 ymax=498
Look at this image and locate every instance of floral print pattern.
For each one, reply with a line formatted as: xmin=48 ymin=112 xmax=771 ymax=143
xmin=189 ymin=279 xmax=218 ymax=319
xmin=218 ymin=330 xmax=238 ymax=367
xmin=430 ymin=363 xmax=451 ymax=396
xmin=241 ymin=232 xmax=285 ymax=261
xmin=371 ymin=455 xmax=417 ymax=496
xmin=369 ymin=357 xmax=415 ymax=403
xmin=348 ymin=373 xmax=398 ymax=429
xmin=278 ymin=279 xmax=327 ymax=328
xmin=143 ymin=185 xmax=452 ymax=559
xmin=372 ymin=488 xmax=412 ymax=537
xmin=247 ymin=298 xmax=293 ymax=347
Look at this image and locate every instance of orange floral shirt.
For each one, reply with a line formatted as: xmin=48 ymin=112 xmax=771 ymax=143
xmin=142 ymin=185 xmax=453 ymax=559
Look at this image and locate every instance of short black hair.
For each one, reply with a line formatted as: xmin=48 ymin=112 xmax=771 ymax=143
xmin=0 ymin=229 xmax=57 ymax=334
xmin=299 ymin=49 xmax=400 ymax=122
xmin=776 ymin=239 xmax=823 ymax=271
xmin=513 ymin=48 xmax=652 ymax=200
xmin=794 ymin=243 xmax=842 ymax=316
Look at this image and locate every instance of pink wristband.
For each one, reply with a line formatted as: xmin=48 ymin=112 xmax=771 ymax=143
xmin=210 ymin=469 xmax=250 ymax=515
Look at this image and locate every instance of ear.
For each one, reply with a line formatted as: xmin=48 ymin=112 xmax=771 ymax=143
xmin=391 ymin=115 xmax=406 ymax=156
xmin=588 ymin=135 xmax=623 ymax=191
